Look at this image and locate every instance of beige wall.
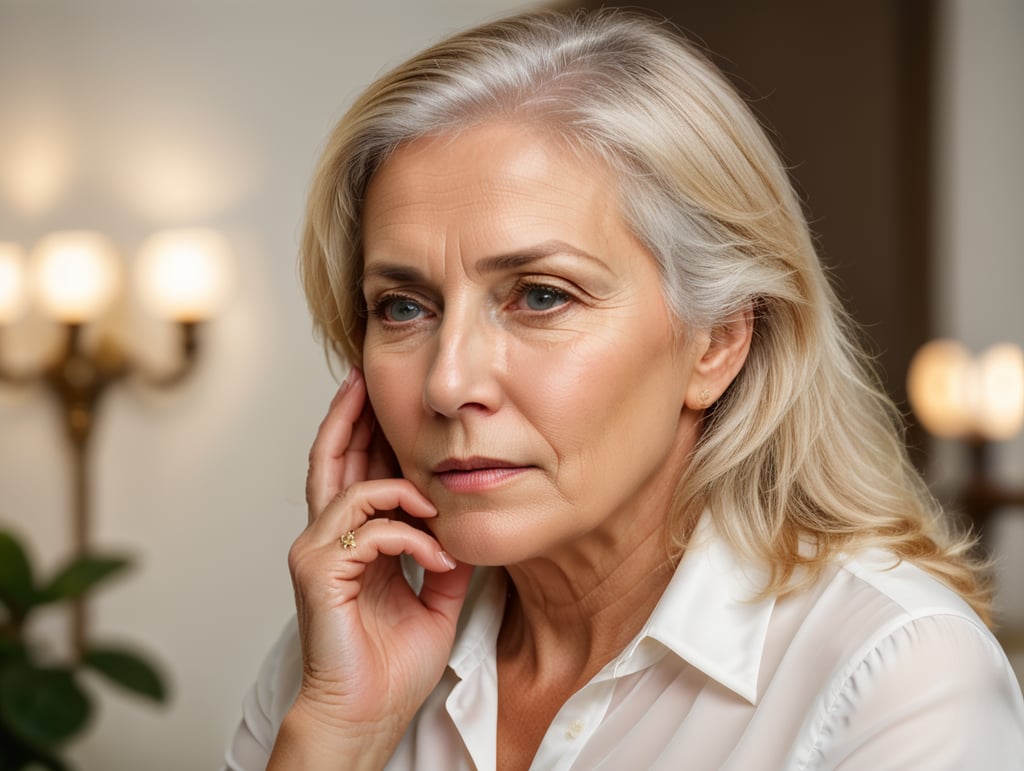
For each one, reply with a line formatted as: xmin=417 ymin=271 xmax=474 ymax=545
xmin=0 ymin=2 xmax=544 ymax=768
xmin=0 ymin=0 xmax=1020 ymax=767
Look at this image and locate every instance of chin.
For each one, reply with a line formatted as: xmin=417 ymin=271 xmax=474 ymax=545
xmin=426 ymin=506 xmax=545 ymax=567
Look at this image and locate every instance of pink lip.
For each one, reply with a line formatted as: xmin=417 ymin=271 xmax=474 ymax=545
xmin=433 ymin=457 xmax=531 ymax=493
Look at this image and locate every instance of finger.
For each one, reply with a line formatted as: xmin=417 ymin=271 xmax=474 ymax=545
xmin=306 ymin=478 xmax=436 ymax=545
xmin=339 ymin=401 xmax=375 ymax=490
xmin=332 ymin=517 xmax=459 ymax=578
xmin=306 ymin=369 xmax=369 ymax=518
xmin=418 ymin=560 xmax=474 ymax=624
xmin=291 ymin=520 xmax=460 ymax=612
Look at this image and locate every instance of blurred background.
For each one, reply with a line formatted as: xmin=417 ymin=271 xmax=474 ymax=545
xmin=0 ymin=0 xmax=1020 ymax=768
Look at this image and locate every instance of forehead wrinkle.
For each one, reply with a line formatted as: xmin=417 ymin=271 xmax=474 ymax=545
xmin=474 ymin=240 xmax=615 ymax=277
xmin=364 ymin=126 xmax=631 ymax=291
xmin=360 ymin=263 xmax=424 ymax=287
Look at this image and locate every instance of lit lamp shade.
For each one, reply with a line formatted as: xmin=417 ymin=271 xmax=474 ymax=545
xmin=908 ymin=339 xmax=1024 ymax=441
xmin=31 ymin=231 xmax=121 ymax=323
xmin=0 ymin=242 xmax=29 ymax=324
xmin=136 ymin=229 xmax=232 ymax=322
xmin=907 ymin=339 xmax=975 ymax=439
xmin=976 ymin=343 xmax=1024 ymax=440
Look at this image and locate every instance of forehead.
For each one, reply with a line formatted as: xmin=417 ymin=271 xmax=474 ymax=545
xmin=360 ymin=123 xmax=630 ymax=268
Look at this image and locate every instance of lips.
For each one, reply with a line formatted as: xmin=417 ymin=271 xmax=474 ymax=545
xmin=432 ymin=456 xmax=532 ymax=493
xmin=434 ymin=456 xmax=523 ymax=473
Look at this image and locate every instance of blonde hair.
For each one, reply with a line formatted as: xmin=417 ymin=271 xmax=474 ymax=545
xmin=300 ymin=9 xmax=992 ymax=622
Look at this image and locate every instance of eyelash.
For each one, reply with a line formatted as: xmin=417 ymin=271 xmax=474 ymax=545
xmin=367 ymin=280 xmax=577 ymax=327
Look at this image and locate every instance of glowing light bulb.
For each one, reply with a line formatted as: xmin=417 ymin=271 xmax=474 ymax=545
xmin=136 ymin=229 xmax=232 ymax=322
xmin=31 ymin=231 xmax=121 ymax=323
xmin=907 ymin=339 xmax=975 ymax=439
xmin=976 ymin=343 xmax=1024 ymax=440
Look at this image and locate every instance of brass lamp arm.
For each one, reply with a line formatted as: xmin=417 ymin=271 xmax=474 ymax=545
xmin=1 ymin=322 xmax=203 ymax=433
xmin=0 ymin=319 xmax=203 ymax=658
xmin=137 ymin=321 xmax=201 ymax=388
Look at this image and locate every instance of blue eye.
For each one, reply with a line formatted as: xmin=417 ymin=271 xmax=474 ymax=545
xmin=523 ymin=285 xmax=568 ymax=311
xmin=378 ymin=296 xmax=424 ymax=322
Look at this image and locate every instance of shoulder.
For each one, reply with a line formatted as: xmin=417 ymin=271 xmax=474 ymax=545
xmin=813 ymin=550 xmax=1016 ymax=709
xmin=840 ymin=548 xmax=982 ymax=622
xmin=822 ymin=549 xmax=992 ymax=661
xmin=786 ymin=552 xmax=1024 ymax=769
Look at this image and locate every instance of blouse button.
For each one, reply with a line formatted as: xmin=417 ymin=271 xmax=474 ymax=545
xmin=565 ymin=720 xmax=585 ymax=740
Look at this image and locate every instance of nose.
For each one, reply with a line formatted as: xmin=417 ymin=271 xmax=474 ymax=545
xmin=422 ymin=311 xmax=503 ymax=418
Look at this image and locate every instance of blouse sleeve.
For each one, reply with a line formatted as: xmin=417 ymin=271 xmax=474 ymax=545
xmin=223 ymin=616 xmax=303 ymax=771
xmin=808 ymin=613 xmax=1024 ymax=770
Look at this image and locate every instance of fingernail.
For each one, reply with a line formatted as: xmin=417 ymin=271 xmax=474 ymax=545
xmin=338 ymin=369 xmax=355 ymax=393
xmin=439 ymin=551 xmax=457 ymax=570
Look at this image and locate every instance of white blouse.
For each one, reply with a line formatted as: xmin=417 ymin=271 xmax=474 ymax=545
xmin=224 ymin=518 xmax=1024 ymax=770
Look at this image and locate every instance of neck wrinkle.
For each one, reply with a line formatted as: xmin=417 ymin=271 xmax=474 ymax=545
xmin=499 ymin=521 xmax=676 ymax=687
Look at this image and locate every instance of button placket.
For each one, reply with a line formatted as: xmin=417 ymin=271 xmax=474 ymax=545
xmin=565 ymin=719 xmax=585 ymax=740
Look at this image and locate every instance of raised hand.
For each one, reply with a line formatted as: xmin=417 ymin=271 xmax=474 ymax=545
xmin=269 ymin=369 xmax=474 ymax=770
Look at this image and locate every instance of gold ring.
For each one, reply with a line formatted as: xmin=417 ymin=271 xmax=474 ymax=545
xmin=339 ymin=530 xmax=357 ymax=550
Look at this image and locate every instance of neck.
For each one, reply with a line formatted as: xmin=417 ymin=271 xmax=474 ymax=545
xmin=496 ymin=413 xmax=702 ymax=688
xmin=498 ymin=509 xmax=676 ymax=689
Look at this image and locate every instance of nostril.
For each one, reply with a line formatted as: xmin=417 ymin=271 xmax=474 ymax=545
xmin=422 ymin=364 xmax=500 ymax=418
xmin=421 ymin=318 xmax=503 ymax=417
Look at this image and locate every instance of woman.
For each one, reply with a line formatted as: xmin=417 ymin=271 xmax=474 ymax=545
xmin=226 ymin=10 xmax=1024 ymax=769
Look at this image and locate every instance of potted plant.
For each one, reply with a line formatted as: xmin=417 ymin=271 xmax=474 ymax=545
xmin=0 ymin=529 xmax=166 ymax=770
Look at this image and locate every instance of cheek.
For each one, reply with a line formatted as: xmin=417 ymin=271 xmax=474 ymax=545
xmin=362 ymin=358 xmax=389 ymax=414
xmin=509 ymin=322 xmax=685 ymax=456
xmin=363 ymin=356 xmax=421 ymax=452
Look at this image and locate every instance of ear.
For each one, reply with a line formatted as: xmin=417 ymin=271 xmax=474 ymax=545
xmin=684 ymin=306 xmax=754 ymax=410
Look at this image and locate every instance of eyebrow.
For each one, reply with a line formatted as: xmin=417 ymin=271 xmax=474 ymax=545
xmin=361 ymin=239 xmax=611 ymax=285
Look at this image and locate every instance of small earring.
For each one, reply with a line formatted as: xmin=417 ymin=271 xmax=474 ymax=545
xmin=699 ymin=388 xmax=712 ymax=407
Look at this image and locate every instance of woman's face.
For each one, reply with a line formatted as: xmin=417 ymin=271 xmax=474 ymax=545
xmin=361 ymin=123 xmax=707 ymax=567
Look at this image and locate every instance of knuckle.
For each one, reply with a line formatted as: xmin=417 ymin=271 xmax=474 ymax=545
xmin=286 ymin=541 xmax=305 ymax=575
xmin=287 ymin=539 xmax=319 ymax=582
xmin=329 ymin=486 xmax=354 ymax=509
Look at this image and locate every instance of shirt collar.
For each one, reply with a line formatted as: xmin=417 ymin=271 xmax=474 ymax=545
xmin=624 ymin=513 xmax=775 ymax=704
xmin=445 ymin=514 xmax=775 ymax=705
xmin=447 ymin=566 xmax=507 ymax=680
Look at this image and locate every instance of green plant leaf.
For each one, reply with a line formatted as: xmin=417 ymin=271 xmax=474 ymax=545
xmin=0 ymin=532 xmax=35 ymax=616
xmin=0 ymin=662 xmax=90 ymax=748
xmin=0 ymin=723 xmax=71 ymax=770
xmin=0 ymin=638 xmax=27 ymax=665
xmin=37 ymin=555 xmax=131 ymax=604
xmin=83 ymin=647 xmax=167 ymax=702
xmin=0 ymin=724 xmax=33 ymax=770
xmin=25 ymin=747 xmax=71 ymax=771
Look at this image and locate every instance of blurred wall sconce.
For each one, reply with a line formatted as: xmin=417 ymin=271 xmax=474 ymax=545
xmin=907 ymin=339 xmax=1024 ymax=538
xmin=0 ymin=229 xmax=232 ymax=655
